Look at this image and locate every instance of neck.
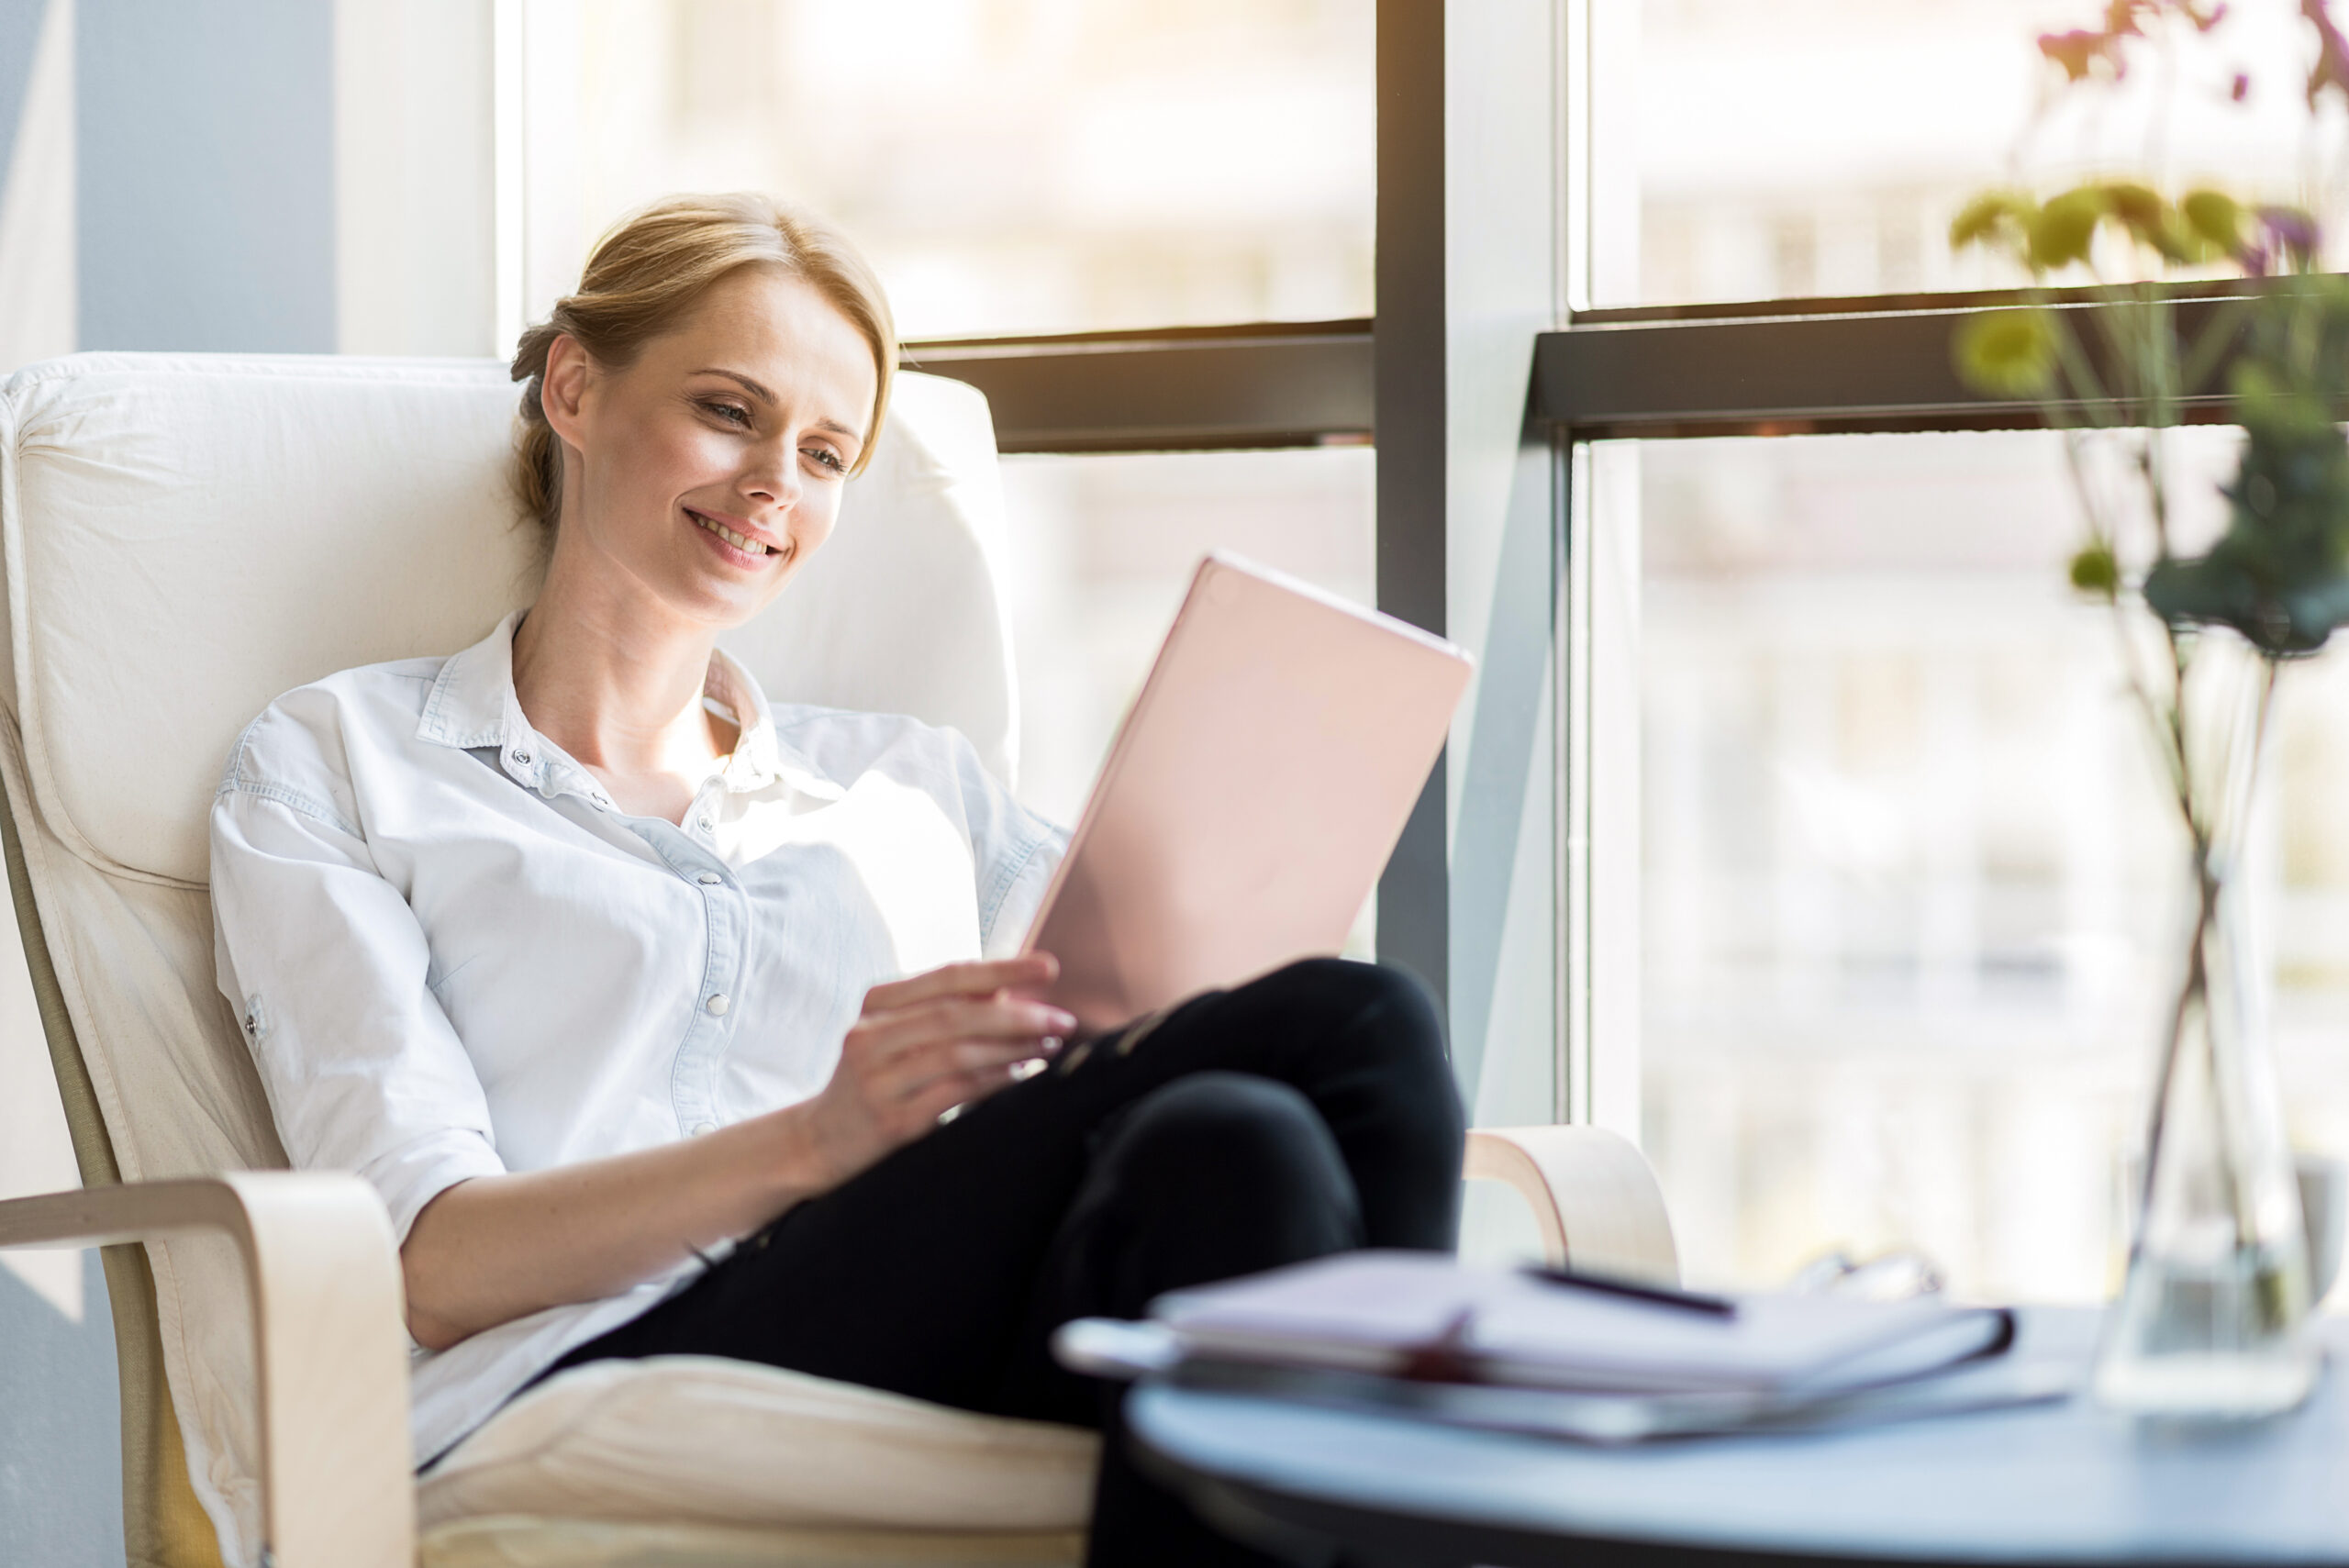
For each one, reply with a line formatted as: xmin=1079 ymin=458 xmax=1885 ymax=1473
xmin=510 ymin=538 xmax=729 ymax=784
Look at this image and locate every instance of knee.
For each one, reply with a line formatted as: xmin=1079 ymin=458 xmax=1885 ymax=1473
xmin=1100 ymin=1073 xmax=1363 ymax=1251
xmin=1267 ymin=959 xmax=1455 ymax=1107
xmin=1275 ymin=958 xmax=1444 ymax=1055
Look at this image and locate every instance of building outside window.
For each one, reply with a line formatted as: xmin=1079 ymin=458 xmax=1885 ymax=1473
xmin=1603 ymin=0 xmax=2349 ymax=1300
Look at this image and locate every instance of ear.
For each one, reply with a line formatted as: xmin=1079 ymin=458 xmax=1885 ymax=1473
xmin=540 ymin=334 xmax=595 ymax=454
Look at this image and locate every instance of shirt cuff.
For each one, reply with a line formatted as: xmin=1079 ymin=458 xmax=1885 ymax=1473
xmin=361 ymin=1129 xmax=507 ymax=1245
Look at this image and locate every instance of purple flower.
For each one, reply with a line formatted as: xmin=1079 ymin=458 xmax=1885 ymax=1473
xmin=2257 ymin=205 xmax=2322 ymax=267
xmin=2305 ymin=0 xmax=2349 ymax=107
xmin=2041 ymin=28 xmax=2121 ymax=79
xmin=2039 ymin=2 xmax=2221 ymax=83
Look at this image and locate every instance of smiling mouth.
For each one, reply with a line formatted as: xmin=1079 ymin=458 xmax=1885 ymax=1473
xmin=688 ymin=509 xmax=779 ymax=559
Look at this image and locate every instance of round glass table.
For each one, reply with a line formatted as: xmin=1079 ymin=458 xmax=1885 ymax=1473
xmin=1129 ymin=1309 xmax=2349 ymax=1566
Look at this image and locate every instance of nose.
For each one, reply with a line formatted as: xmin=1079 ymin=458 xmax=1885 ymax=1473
xmin=739 ymin=435 xmax=801 ymax=511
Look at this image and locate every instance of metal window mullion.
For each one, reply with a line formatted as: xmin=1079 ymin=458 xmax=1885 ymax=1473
xmin=1559 ymin=437 xmax=1590 ymax=1126
xmin=1539 ymin=285 xmax=2341 ymax=436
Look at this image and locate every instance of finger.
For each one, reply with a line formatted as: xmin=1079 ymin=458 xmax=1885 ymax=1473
xmin=858 ymin=996 xmax=1076 ymax=1061
xmin=839 ymin=1000 xmax=1066 ymax=1074
xmin=876 ymin=1035 xmax=1052 ymax=1102
xmin=863 ymin=952 xmax=1060 ymax=1013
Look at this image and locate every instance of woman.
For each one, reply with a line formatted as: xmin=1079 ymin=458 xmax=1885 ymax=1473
xmin=210 ymin=194 xmax=1462 ymax=1568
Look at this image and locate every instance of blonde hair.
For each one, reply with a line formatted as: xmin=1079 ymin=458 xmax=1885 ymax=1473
xmin=508 ymin=193 xmax=897 ymax=530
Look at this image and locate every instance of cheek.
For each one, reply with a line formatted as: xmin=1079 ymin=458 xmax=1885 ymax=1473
xmin=794 ymin=495 xmax=841 ymax=556
xmin=609 ymin=419 xmax=729 ymax=505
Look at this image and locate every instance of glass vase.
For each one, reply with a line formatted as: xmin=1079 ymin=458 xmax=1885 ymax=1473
xmin=2093 ymin=660 xmax=2316 ymax=1418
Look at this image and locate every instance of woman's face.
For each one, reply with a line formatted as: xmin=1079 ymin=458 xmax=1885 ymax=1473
xmin=540 ymin=265 xmax=879 ymax=630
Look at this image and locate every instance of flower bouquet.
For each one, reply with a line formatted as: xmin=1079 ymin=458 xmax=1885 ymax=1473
xmin=1950 ymin=0 xmax=2349 ymax=1416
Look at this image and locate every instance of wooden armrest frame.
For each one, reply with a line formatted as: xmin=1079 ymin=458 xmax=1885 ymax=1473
xmin=0 ymin=1172 xmax=413 ymax=1568
xmin=0 ymin=1144 xmax=1664 ymax=1565
xmin=1464 ymin=1127 xmax=1681 ymax=1285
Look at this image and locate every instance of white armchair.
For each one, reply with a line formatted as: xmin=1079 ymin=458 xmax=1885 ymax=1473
xmin=0 ymin=351 xmax=1675 ymax=1568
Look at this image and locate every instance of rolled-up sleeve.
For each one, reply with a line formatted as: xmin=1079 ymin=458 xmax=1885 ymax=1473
xmin=953 ymin=740 xmax=1069 ymax=957
xmin=211 ymin=772 xmax=505 ymax=1244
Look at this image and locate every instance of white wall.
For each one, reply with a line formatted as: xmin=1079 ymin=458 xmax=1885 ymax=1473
xmin=0 ymin=2 xmax=495 ymax=1557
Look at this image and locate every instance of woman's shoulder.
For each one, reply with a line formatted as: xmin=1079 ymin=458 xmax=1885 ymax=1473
xmin=770 ymin=704 xmax=1060 ymax=850
xmin=220 ymin=654 xmax=454 ymax=801
xmin=769 ymin=701 xmax=969 ymax=774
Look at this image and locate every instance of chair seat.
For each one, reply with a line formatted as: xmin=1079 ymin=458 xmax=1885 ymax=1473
xmin=417 ymin=1516 xmax=1085 ymax=1568
xmin=417 ymin=1357 xmax=1098 ymax=1540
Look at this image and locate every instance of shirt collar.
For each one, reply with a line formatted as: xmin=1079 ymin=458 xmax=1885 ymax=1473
xmin=417 ymin=612 xmax=840 ymax=801
xmin=416 ymin=612 xmax=524 ymax=752
xmin=704 ymin=646 xmax=783 ymax=791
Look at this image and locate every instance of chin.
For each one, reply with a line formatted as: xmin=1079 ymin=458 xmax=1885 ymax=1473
xmin=682 ymin=571 xmax=795 ymax=631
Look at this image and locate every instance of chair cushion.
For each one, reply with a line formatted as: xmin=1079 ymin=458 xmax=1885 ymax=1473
xmin=0 ymin=353 xmax=1017 ymax=889
xmin=417 ymin=1357 xmax=1097 ymax=1536
xmin=0 ymin=351 xmax=1022 ymax=1567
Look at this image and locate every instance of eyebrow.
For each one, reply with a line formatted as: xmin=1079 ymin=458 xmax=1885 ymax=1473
xmin=694 ymin=368 xmax=865 ymax=443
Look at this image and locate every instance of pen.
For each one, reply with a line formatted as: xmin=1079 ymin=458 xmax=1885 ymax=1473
xmin=1522 ymin=1264 xmax=1739 ymax=1318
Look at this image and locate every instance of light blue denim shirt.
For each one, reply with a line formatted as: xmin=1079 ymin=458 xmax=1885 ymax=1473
xmin=208 ymin=612 xmax=1065 ymax=1463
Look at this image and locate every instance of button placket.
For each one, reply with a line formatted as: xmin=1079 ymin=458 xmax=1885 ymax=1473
xmin=662 ymin=838 xmax=747 ymax=1137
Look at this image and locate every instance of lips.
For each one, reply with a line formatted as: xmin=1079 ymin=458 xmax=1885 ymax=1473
xmin=686 ymin=508 xmax=783 ymax=561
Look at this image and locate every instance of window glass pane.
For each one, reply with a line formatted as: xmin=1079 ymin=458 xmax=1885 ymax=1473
xmin=1634 ymin=428 xmax=2349 ymax=1302
xmin=1601 ymin=0 xmax=2343 ymax=307
xmin=523 ymin=0 xmax=1375 ymax=338
xmin=997 ymin=446 xmax=1378 ymax=954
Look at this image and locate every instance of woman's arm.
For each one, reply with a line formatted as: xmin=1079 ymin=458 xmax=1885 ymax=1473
xmin=399 ymin=954 xmax=1073 ymax=1351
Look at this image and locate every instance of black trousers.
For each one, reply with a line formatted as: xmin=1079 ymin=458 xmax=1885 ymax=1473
xmin=549 ymin=957 xmax=1464 ymax=1567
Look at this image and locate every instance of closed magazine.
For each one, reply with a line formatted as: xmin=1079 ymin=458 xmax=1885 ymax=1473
xmin=1150 ymin=1251 xmax=2015 ymax=1399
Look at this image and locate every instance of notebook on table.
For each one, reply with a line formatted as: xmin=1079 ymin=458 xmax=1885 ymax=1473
xmin=1055 ymin=1251 xmax=2042 ymax=1447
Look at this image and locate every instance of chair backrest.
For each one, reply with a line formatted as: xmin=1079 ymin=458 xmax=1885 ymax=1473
xmin=0 ymin=352 xmax=1017 ymax=1567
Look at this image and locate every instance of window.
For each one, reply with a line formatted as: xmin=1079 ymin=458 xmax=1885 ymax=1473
xmin=1554 ymin=0 xmax=2349 ymax=1299
xmin=518 ymin=0 xmax=1375 ymax=338
xmin=1609 ymin=0 xmax=2339 ymax=307
xmin=1631 ymin=429 xmax=2248 ymax=1299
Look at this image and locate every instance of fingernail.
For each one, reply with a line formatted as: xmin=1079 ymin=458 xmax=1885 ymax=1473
xmin=1050 ymin=1010 xmax=1078 ymax=1032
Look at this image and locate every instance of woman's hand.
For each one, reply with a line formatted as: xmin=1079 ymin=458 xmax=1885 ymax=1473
xmin=401 ymin=955 xmax=1072 ymax=1351
xmin=803 ymin=953 xmax=1073 ymax=1190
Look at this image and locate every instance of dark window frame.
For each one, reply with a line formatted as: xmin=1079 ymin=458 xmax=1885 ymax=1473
xmin=904 ymin=0 xmax=2341 ymax=1061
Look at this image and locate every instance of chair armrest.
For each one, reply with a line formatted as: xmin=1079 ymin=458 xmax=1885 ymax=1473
xmin=1464 ymin=1127 xmax=1681 ymax=1285
xmin=0 ymin=1172 xmax=413 ymax=1568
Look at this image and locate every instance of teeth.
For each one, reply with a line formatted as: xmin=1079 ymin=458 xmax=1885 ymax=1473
xmin=694 ymin=512 xmax=771 ymax=556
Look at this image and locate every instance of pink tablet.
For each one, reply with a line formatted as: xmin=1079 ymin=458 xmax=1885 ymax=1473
xmin=1023 ymin=552 xmax=1473 ymax=1031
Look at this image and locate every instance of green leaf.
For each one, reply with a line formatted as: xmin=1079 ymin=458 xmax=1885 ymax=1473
xmin=2100 ymin=181 xmax=2165 ymax=235
xmin=2098 ymin=182 xmax=2215 ymax=264
xmin=1954 ymin=308 xmax=2057 ymax=397
xmin=1950 ymin=191 xmax=2036 ymax=256
xmin=2182 ymin=189 xmax=2244 ymax=252
xmin=2069 ymin=542 xmax=2120 ymax=596
xmin=2030 ymin=186 xmax=2110 ymax=272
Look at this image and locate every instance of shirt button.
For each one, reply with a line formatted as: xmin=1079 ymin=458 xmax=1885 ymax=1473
xmin=705 ymin=994 xmax=729 ymax=1016
xmin=697 ymin=815 xmax=715 ymax=831
xmin=512 ymin=751 xmax=532 ymax=766
xmin=696 ymin=871 xmax=722 ymax=886
xmin=689 ymin=1120 xmax=718 ymax=1138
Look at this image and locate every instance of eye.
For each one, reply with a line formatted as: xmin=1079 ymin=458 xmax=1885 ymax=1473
xmin=699 ymin=399 xmax=753 ymax=428
xmin=803 ymin=445 xmax=848 ymax=474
